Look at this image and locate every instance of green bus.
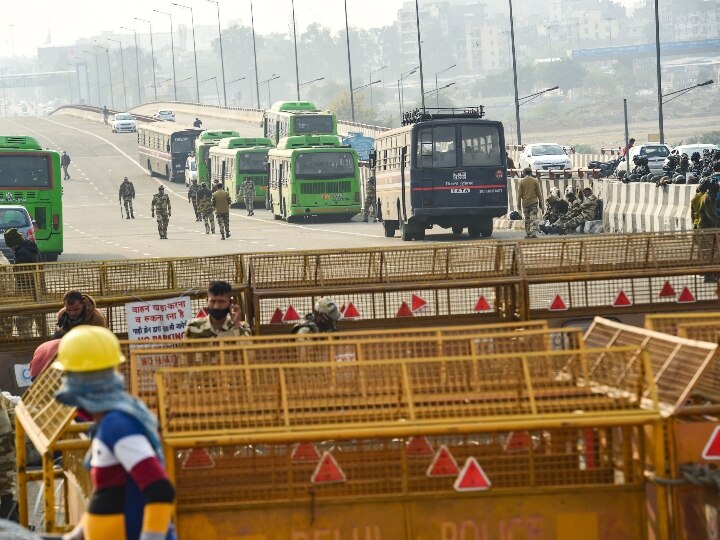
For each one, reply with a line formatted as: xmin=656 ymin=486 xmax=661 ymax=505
xmin=209 ymin=137 xmax=274 ymax=207
xmin=0 ymin=135 xmax=63 ymax=261
xmin=194 ymin=130 xmax=240 ymax=187
xmin=268 ymin=135 xmax=361 ymax=222
xmin=263 ymin=101 xmax=338 ymax=145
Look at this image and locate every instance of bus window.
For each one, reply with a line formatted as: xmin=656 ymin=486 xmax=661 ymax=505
xmin=0 ymin=155 xmax=52 ymax=188
xmin=171 ymin=136 xmax=194 ymax=154
xmin=295 ymin=152 xmax=355 ymax=179
xmin=293 ymin=115 xmax=334 ymax=134
xmin=238 ymin=153 xmax=268 ymax=173
xmin=418 ymin=127 xmax=456 ymax=168
xmin=461 ymin=125 xmax=501 ymax=167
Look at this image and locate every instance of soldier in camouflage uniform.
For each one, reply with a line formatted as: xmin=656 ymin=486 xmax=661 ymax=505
xmin=361 ymin=175 xmax=377 ymax=223
xmin=0 ymin=394 xmax=18 ymax=522
xmin=118 ymin=177 xmax=135 ymax=219
xmin=212 ymin=184 xmax=232 ymax=240
xmin=197 ymin=183 xmax=215 ymax=234
xmin=187 ymin=180 xmax=201 ymax=221
xmin=541 ymin=187 xmax=598 ymax=235
xmin=242 ymin=177 xmax=255 ymax=216
xmin=151 ymin=185 xmax=172 ymax=239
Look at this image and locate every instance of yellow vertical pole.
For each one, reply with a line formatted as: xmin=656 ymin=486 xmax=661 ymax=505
xmin=43 ymin=451 xmax=56 ymax=532
xmin=653 ymin=420 xmax=670 ymax=540
xmin=15 ymin=417 xmax=29 ymax=527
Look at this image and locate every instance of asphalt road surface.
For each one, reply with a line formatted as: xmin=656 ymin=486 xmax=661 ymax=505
xmin=1 ymin=114 xmax=523 ymax=261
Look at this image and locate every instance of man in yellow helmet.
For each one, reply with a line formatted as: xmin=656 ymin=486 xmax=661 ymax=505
xmin=55 ymin=327 xmax=176 ymax=540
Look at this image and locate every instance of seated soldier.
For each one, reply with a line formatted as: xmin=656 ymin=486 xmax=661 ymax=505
xmin=540 ymin=187 xmax=598 ymax=235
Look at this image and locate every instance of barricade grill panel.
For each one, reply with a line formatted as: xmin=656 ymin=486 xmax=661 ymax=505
xmin=646 ymin=312 xmax=720 ymax=337
xmin=676 ymin=322 xmax=720 ymax=343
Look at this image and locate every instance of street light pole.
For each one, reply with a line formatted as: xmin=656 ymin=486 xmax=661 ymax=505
xmin=398 ymin=67 xmax=418 ymax=124
xmin=662 ymin=80 xmax=714 ymax=104
xmin=82 ymin=50 xmax=102 ymax=106
xmin=369 ymin=65 xmax=387 ymax=111
xmin=291 ymin=0 xmax=301 ymax=100
xmin=0 ymin=68 xmax=9 ymax=118
xmin=654 ymin=0 xmax=664 ymax=143
xmin=135 ymin=17 xmax=158 ymax=102
xmin=249 ymin=0 xmax=261 ymax=109
xmin=153 ymin=10 xmax=178 ymax=101
xmin=121 ymin=27 xmax=143 ymax=106
xmin=106 ymin=38 xmax=128 ymax=110
xmin=414 ymin=0 xmax=426 ymax=109
xmin=226 ymin=76 xmax=245 ymax=106
xmin=343 ymin=0 xmax=356 ymax=121
xmin=259 ymin=74 xmax=280 ymax=108
xmin=508 ymin=0 xmax=522 ymax=144
xmin=200 ymin=77 xmax=221 ymax=105
xmin=98 ymin=46 xmax=115 ymax=109
xmin=434 ymin=63 xmax=456 ymax=108
xmin=172 ymin=3 xmax=201 ymax=103
xmin=205 ymin=0 xmax=227 ymax=106
xmin=72 ymin=57 xmax=92 ymax=105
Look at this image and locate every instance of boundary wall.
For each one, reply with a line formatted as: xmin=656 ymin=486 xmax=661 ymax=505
xmin=604 ymin=180 xmax=694 ymax=233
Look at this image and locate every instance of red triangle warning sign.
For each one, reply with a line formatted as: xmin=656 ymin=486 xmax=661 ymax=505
xmin=453 ymin=457 xmax=491 ymax=492
xmin=613 ymin=290 xmax=633 ymax=307
xmin=311 ymin=452 xmax=346 ymax=484
xmin=702 ymin=426 xmax=720 ymax=460
xmin=659 ymin=281 xmax=676 ymax=298
xmin=406 ymin=436 xmax=434 ymax=457
xmin=195 ymin=308 xmax=208 ymax=318
xmin=426 ymin=445 xmax=459 ymax=477
xmin=473 ymin=295 xmax=492 ymax=312
xmin=182 ymin=448 xmax=215 ymax=470
xmin=411 ymin=294 xmax=428 ymax=312
xmin=269 ymin=307 xmax=284 ymax=324
xmin=549 ymin=294 xmax=568 ymax=311
xmin=291 ymin=442 xmax=321 ymax=463
xmin=677 ymin=287 xmax=696 ymax=304
xmin=343 ymin=302 xmax=361 ymax=319
xmin=282 ymin=305 xmax=301 ymax=322
xmin=396 ymin=301 xmax=414 ymax=317
xmin=503 ymin=431 xmax=532 ymax=453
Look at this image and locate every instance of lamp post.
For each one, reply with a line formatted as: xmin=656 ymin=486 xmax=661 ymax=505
xmin=369 ymin=65 xmax=387 ymax=110
xmin=153 ymin=9 xmax=177 ymax=100
xmin=343 ymin=0 xmax=356 ymax=121
xmin=662 ymin=80 xmax=714 ymax=104
xmin=72 ymin=57 xmax=92 ymax=105
xmin=200 ymin=76 xmax=221 ymax=106
xmin=120 ymin=26 xmax=143 ymax=106
xmin=204 ymin=0 xmax=227 ymax=106
xmin=249 ymin=0 xmax=261 ymax=109
xmin=353 ymin=80 xmax=381 ymax=93
xmin=291 ymin=0 xmax=301 ymax=100
xmin=508 ymin=0 xmax=521 ymax=144
xmin=654 ymin=0 xmax=664 ymax=143
xmin=424 ymin=82 xmax=455 ymax=103
xmin=226 ymin=76 xmax=245 ymax=106
xmin=97 ymin=45 xmax=115 ymax=109
xmin=106 ymin=37 xmax=128 ymax=111
xmin=515 ymin=85 xmax=559 ymax=143
xmin=434 ymin=63 xmax=456 ymax=108
xmin=134 ymin=17 xmax=158 ymax=101
xmin=172 ymin=3 xmax=200 ymax=103
xmin=259 ymin=74 xmax=280 ymax=108
xmin=82 ymin=50 xmax=102 ymax=106
xmin=0 ymin=68 xmax=9 ymax=117
xmin=300 ymin=77 xmax=324 ymax=89
xmin=397 ymin=66 xmax=418 ymax=124
xmin=414 ymin=0 xmax=426 ymax=109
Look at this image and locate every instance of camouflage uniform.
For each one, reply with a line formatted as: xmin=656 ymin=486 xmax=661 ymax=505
xmin=197 ymin=185 xmax=215 ymax=234
xmin=151 ymin=189 xmax=172 ymax=239
xmin=188 ymin=182 xmax=201 ymax=221
xmin=361 ymin=176 xmax=377 ymax=223
xmin=118 ymin=179 xmax=135 ymax=219
xmin=550 ymin=194 xmax=598 ymax=234
xmin=242 ymin=178 xmax=255 ymax=216
xmin=0 ymin=394 xmax=17 ymax=521
xmin=213 ymin=187 xmax=232 ymax=240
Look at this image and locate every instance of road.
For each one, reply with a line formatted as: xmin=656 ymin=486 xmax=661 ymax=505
xmin=0 ymin=114 xmax=523 ymax=261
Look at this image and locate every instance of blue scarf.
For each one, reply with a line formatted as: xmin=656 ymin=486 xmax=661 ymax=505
xmin=55 ymin=369 xmax=163 ymax=460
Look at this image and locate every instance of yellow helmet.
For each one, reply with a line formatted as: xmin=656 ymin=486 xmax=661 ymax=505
xmin=53 ymin=326 xmax=125 ymax=372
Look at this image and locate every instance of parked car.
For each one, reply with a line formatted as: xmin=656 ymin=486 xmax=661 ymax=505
xmin=110 ymin=113 xmax=137 ymax=133
xmin=0 ymin=205 xmax=35 ymax=263
xmin=669 ymin=143 xmax=718 ymax=160
xmin=153 ymin=109 xmax=176 ymax=122
xmin=518 ymin=143 xmax=572 ymax=171
xmin=185 ymin=155 xmax=198 ymax=186
xmin=617 ymin=143 xmax=671 ymax=175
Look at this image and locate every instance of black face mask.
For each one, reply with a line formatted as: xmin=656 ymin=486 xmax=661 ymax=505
xmin=207 ymin=307 xmax=230 ymax=320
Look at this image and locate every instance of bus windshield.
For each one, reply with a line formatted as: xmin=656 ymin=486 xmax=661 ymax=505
xmin=293 ymin=115 xmax=334 ymax=134
xmin=0 ymin=155 xmax=52 ymax=188
xmin=171 ymin=135 xmax=194 ymax=154
xmin=238 ymin=152 xmax=268 ymax=173
xmin=295 ymin=151 xmax=355 ymax=179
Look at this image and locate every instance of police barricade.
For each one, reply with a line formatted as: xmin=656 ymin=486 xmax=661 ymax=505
xmin=153 ymin=344 xmax=667 ymax=540
xmin=247 ymin=242 xmax=519 ymax=334
xmin=517 ymin=231 xmax=720 ymax=323
xmin=604 ymin=180 xmax=695 ymax=233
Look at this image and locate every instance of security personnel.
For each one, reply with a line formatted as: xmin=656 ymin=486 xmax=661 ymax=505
xmin=60 ymin=151 xmax=71 ymax=180
xmin=53 ymin=327 xmax=176 ymax=540
xmin=151 ymin=185 xmax=171 ymax=239
xmin=542 ymin=187 xmax=598 ymax=235
xmin=197 ymin=183 xmax=215 ymax=234
xmin=698 ymin=180 xmax=720 ymax=230
xmin=518 ymin=167 xmax=543 ymax=239
xmin=691 ymin=180 xmax=709 ymax=229
xmin=187 ymin=180 xmax=201 ymax=221
xmin=212 ymin=183 xmax=232 ymax=240
xmin=118 ymin=177 xmax=135 ymax=219
xmin=291 ymin=297 xmax=342 ymax=334
xmin=361 ymin=175 xmax=377 ymax=223
xmin=242 ymin=177 xmax=255 ymax=216
xmin=0 ymin=394 xmax=17 ymax=522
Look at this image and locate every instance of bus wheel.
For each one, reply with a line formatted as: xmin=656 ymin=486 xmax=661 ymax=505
xmin=383 ymin=222 xmax=396 ymax=238
xmin=147 ymin=160 xmax=155 ymax=177
xmin=452 ymin=226 xmax=463 ymax=235
xmin=468 ymin=224 xmax=481 ymax=238
xmin=479 ymin=219 xmax=494 ymax=238
xmin=414 ymin=229 xmax=426 ymax=241
xmin=400 ymin=220 xmax=413 ymax=242
xmin=42 ymin=253 xmax=59 ymax=262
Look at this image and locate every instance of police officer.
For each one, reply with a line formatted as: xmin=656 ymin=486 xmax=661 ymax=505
xmin=213 ymin=183 xmax=232 ymax=240
xmin=60 ymin=151 xmax=71 ymax=180
xmin=151 ymin=185 xmax=171 ymax=239
xmin=542 ymin=187 xmax=598 ymax=235
xmin=242 ymin=177 xmax=255 ymax=216
xmin=197 ymin=183 xmax=215 ymax=234
xmin=518 ymin=167 xmax=543 ymax=239
xmin=118 ymin=177 xmax=135 ymax=219
xmin=291 ymin=297 xmax=342 ymax=334
xmin=188 ymin=180 xmax=201 ymax=221
xmin=361 ymin=175 xmax=377 ymax=223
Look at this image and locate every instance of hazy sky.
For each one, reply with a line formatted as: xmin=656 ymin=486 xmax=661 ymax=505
xmin=3 ymin=0 xmax=408 ymax=57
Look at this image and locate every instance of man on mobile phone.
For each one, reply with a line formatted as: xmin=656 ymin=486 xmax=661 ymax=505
xmin=184 ymin=281 xmax=251 ymax=338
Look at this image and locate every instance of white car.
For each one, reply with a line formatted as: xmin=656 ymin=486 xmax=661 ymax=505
xmin=518 ymin=143 xmax=572 ymax=171
xmin=185 ymin=156 xmax=198 ymax=186
xmin=617 ymin=143 xmax=671 ymax=175
xmin=669 ymin=143 xmax=718 ymax=160
xmin=153 ymin=109 xmax=176 ymax=122
xmin=110 ymin=113 xmax=137 ymax=133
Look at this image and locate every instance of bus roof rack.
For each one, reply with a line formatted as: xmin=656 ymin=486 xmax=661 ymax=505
xmin=401 ymin=106 xmax=485 ymax=126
